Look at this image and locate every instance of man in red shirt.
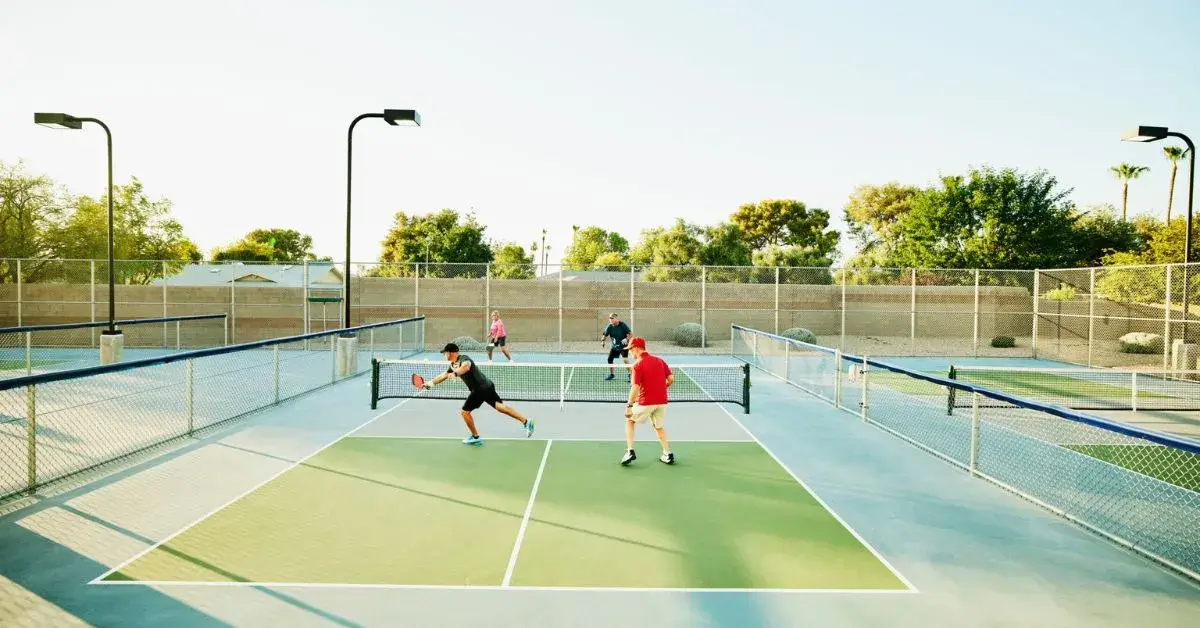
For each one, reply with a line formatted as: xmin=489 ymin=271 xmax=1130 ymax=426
xmin=621 ymin=337 xmax=674 ymax=466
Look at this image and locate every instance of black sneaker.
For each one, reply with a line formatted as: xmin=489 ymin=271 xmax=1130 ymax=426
xmin=659 ymin=452 xmax=675 ymax=465
xmin=621 ymin=449 xmax=636 ymax=465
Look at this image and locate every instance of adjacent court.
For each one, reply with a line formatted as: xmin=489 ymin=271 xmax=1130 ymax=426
xmin=99 ymin=427 xmax=909 ymax=591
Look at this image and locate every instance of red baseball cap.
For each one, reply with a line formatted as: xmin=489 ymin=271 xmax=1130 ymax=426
xmin=629 ymin=337 xmax=646 ymax=350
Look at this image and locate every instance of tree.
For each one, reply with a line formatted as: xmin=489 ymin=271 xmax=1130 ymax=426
xmin=1164 ymin=146 xmax=1189 ymax=223
xmin=1110 ymin=163 xmax=1150 ymax=220
xmin=376 ymin=209 xmax=493 ymax=277
xmin=490 ymin=243 xmax=534 ymax=279
xmin=562 ymin=226 xmax=629 ymax=270
xmin=1068 ymin=205 xmax=1144 ymax=266
xmin=630 ymin=219 xmax=704 ymax=281
xmin=591 ymin=251 xmax=630 ymax=271
xmin=730 ymin=199 xmax=840 ymax=254
xmin=887 ymin=166 xmax=1082 ymax=270
xmin=842 ymin=182 xmax=920 ymax=258
xmin=212 ymin=228 xmax=329 ymax=262
xmin=211 ymin=239 xmax=275 ymax=262
xmin=0 ymin=160 xmax=71 ymax=283
xmin=58 ymin=177 xmax=201 ymax=284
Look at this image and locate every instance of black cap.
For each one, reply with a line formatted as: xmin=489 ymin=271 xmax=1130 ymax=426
xmin=441 ymin=342 xmax=460 ymax=353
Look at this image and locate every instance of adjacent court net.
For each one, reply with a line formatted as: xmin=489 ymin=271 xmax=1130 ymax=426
xmin=947 ymin=365 xmax=1200 ymax=412
xmin=371 ymin=359 xmax=751 ymax=412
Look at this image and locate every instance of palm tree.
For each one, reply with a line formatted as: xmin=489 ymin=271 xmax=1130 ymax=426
xmin=1164 ymin=146 xmax=1189 ymax=223
xmin=1110 ymin=163 xmax=1150 ymax=220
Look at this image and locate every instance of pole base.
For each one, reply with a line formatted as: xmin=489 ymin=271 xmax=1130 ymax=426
xmin=336 ymin=336 xmax=359 ymax=378
xmin=100 ymin=331 xmax=124 ymax=365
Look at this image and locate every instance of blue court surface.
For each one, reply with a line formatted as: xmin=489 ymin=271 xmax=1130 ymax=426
xmin=0 ymin=349 xmax=1197 ymax=627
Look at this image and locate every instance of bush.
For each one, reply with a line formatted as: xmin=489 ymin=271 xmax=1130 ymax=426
xmin=670 ymin=322 xmax=705 ymax=347
xmin=780 ymin=327 xmax=817 ymax=345
xmin=990 ymin=336 xmax=1016 ymax=348
xmin=1118 ymin=332 xmax=1163 ymax=354
xmin=449 ymin=336 xmax=486 ymax=351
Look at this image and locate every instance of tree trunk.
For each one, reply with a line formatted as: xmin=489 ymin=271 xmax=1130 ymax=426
xmin=1122 ymin=182 xmax=1129 ymax=221
xmin=1168 ymin=163 xmax=1178 ymax=223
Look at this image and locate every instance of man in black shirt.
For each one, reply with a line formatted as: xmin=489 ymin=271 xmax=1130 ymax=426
xmin=423 ymin=342 xmax=535 ymax=445
xmin=601 ymin=313 xmax=633 ymax=381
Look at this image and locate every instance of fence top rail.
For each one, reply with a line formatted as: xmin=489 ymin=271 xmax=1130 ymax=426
xmin=0 ymin=316 xmax=425 ymax=392
xmin=730 ymin=324 xmax=1200 ymax=456
xmin=0 ymin=313 xmax=228 ymax=335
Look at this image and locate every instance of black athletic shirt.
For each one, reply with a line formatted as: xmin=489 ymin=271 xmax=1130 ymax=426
xmin=448 ymin=355 xmax=492 ymax=392
xmin=603 ymin=321 xmax=632 ymax=348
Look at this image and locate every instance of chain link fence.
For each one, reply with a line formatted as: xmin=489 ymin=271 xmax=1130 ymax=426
xmin=732 ymin=324 xmax=1200 ymax=584
xmin=6 ymin=258 xmax=1200 ymax=363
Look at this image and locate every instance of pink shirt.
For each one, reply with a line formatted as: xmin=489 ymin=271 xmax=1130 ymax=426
xmin=490 ymin=319 xmax=506 ymax=338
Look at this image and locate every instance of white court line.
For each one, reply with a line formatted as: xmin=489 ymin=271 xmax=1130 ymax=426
xmin=88 ymin=394 xmax=423 ymax=584
xmin=91 ymin=580 xmax=916 ymax=594
xmin=502 ymin=439 xmax=553 ymax=587
xmin=347 ymin=435 xmax=752 ymax=443
xmin=696 ymin=381 xmax=921 ymax=594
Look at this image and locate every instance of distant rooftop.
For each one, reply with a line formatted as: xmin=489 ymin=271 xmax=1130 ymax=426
xmin=153 ymin=262 xmax=342 ymax=288
xmin=537 ymin=269 xmax=641 ymax=282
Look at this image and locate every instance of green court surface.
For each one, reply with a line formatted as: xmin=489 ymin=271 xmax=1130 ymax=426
xmin=948 ymin=370 xmax=1173 ymax=402
xmin=1064 ymin=444 xmax=1200 ymax=493
xmin=101 ymin=436 xmax=907 ymax=591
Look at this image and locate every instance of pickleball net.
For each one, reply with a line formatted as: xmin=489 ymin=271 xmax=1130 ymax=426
xmin=370 ymin=358 xmax=751 ymax=412
xmin=947 ymin=365 xmax=1200 ymax=412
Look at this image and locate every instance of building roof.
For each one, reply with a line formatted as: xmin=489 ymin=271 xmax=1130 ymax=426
xmin=154 ymin=263 xmax=343 ymax=288
xmin=537 ymin=269 xmax=641 ymax=282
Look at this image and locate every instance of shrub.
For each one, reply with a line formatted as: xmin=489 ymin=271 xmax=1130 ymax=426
xmin=670 ymin=322 xmax=705 ymax=347
xmin=1118 ymin=332 xmax=1163 ymax=354
xmin=449 ymin=336 xmax=486 ymax=351
xmin=780 ymin=327 xmax=817 ymax=345
xmin=990 ymin=336 xmax=1016 ymax=348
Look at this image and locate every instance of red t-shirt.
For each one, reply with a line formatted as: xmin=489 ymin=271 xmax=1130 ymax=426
xmin=632 ymin=354 xmax=671 ymax=406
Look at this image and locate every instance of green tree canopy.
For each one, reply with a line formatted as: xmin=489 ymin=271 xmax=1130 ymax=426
xmin=490 ymin=242 xmax=534 ymax=279
xmin=0 ymin=161 xmax=70 ymax=283
xmin=562 ymin=226 xmax=630 ymax=270
xmin=842 ymin=182 xmax=920 ymax=258
xmin=730 ymin=199 xmax=840 ymax=254
xmin=212 ymin=228 xmax=327 ymax=262
xmin=376 ymin=209 xmax=493 ymax=277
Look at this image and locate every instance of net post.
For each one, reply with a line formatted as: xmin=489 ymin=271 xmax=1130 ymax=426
xmin=1088 ymin=267 xmax=1096 ymax=367
xmin=972 ymin=269 xmax=980 ymax=358
xmin=1032 ymin=270 xmax=1040 ymax=358
xmin=1164 ymin=264 xmax=1173 ymax=370
xmin=859 ymin=355 xmax=869 ymax=423
xmin=186 ymin=359 xmax=194 ymax=436
xmin=742 ymin=362 xmax=750 ymax=413
xmin=274 ymin=345 xmax=280 ymax=404
xmin=947 ymin=365 xmax=957 ymax=416
xmin=26 ymin=384 xmax=36 ymax=494
xmin=969 ymin=391 xmax=980 ymax=476
xmin=834 ymin=349 xmax=843 ymax=408
xmin=701 ymin=266 xmax=707 ymax=349
xmin=370 ymin=358 xmax=380 ymax=410
xmin=24 ymin=331 xmax=32 ymax=376
xmin=910 ymin=268 xmax=916 ymax=357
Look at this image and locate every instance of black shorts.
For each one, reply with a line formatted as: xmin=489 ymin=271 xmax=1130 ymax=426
xmin=607 ymin=347 xmax=629 ymax=362
xmin=490 ymin=336 xmax=506 ymax=347
xmin=463 ymin=384 xmax=502 ymax=411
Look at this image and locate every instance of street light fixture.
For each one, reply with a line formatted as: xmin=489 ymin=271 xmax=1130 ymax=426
xmin=1122 ymin=124 xmax=1196 ymax=347
xmin=344 ymin=109 xmax=421 ymax=330
xmin=34 ymin=113 xmax=121 ymax=355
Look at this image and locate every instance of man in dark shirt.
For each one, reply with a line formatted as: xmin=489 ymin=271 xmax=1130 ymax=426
xmin=423 ymin=342 xmax=535 ymax=445
xmin=601 ymin=312 xmax=633 ymax=381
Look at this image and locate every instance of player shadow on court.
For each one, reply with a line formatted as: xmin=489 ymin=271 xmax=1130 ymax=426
xmin=0 ymin=415 xmax=85 ymax=444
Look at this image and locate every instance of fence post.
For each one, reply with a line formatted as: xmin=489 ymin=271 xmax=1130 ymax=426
xmin=302 ymin=261 xmax=310 ymax=337
xmin=484 ymin=263 xmax=491 ymax=340
xmin=1131 ymin=372 xmax=1138 ymax=412
xmin=1088 ymin=267 xmax=1096 ymax=367
xmin=24 ymin=331 xmax=31 ymax=376
xmin=701 ymin=266 xmax=707 ymax=349
xmin=274 ymin=345 xmax=280 ymax=404
xmin=186 ymin=360 xmax=194 ymax=435
xmin=90 ymin=260 xmax=97 ymax=347
xmin=783 ymin=341 xmax=790 ymax=382
xmin=26 ymin=384 xmax=36 ymax=494
xmin=16 ymin=258 xmax=21 ymax=326
xmin=840 ymin=268 xmax=847 ymax=351
xmin=860 ymin=355 xmax=869 ymax=423
xmin=1031 ymin=271 xmax=1040 ymax=358
xmin=910 ymin=268 xmax=917 ymax=356
xmin=369 ymin=328 xmax=376 ymax=361
xmin=834 ymin=349 xmax=843 ymax=409
xmin=558 ymin=267 xmax=564 ymax=352
xmin=162 ymin=260 xmax=169 ymax=348
xmin=1164 ymin=264 xmax=1173 ymax=370
xmin=414 ymin=263 xmax=421 ymax=318
xmin=175 ymin=320 xmax=181 ymax=350
xmin=331 ymin=334 xmax=337 ymax=382
xmin=970 ymin=392 xmax=980 ymax=476
xmin=230 ymin=278 xmax=236 ymax=344
xmin=973 ymin=269 xmax=981 ymax=357
xmin=774 ymin=266 xmax=781 ymax=334
xmin=629 ymin=267 xmax=636 ymax=330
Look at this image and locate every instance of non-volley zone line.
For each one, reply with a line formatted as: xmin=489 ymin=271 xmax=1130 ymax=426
xmin=93 ymin=435 xmax=915 ymax=592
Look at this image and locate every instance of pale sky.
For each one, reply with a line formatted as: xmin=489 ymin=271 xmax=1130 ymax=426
xmin=2 ymin=0 xmax=1199 ymax=266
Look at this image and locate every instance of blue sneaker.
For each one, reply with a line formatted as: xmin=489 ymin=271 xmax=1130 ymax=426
xmin=525 ymin=417 xmax=535 ymax=438
xmin=604 ymin=373 xmax=615 ymax=381
xmin=463 ymin=435 xmax=483 ymax=446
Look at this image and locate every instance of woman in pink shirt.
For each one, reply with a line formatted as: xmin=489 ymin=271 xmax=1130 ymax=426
xmin=487 ymin=310 xmax=513 ymax=362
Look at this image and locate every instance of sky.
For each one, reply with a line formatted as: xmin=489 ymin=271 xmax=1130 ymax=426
xmin=2 ymin=0 xmax=1199 ymax=267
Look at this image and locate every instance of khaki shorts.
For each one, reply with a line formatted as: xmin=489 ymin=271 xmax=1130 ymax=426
xmin=629 ymin=403 xmax=666 ymax=428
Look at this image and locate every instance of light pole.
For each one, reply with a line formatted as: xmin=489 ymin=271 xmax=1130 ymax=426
xmin=1123 ymin=125 xmax=1196 ymax=345
xmin=34 ymin=113 xmax=121 ymax=359
xmin=345 ymin=109 xmax=420 ymax=330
